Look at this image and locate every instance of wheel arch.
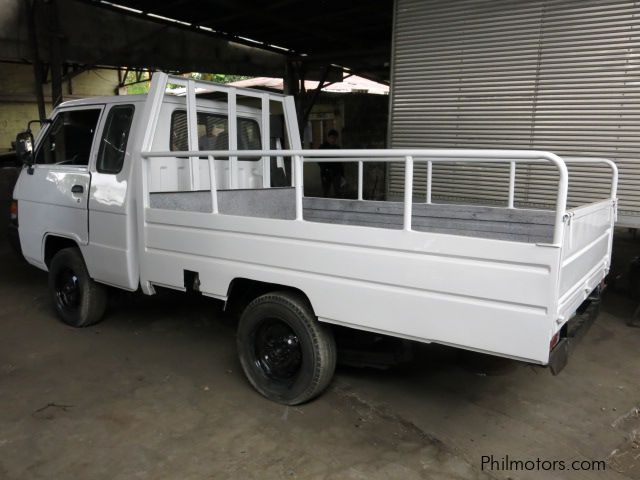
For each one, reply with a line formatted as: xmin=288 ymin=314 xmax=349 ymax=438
xmin=225 ymin=278 xmax=315 ymax=317
xmin=43 ymin=234 xmax=81 ymax=268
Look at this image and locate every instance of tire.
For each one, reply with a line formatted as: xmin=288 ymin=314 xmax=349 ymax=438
xmin=237 ymin=291 xmax=336 ymax=405
xmin=48 ymin=247 xmax=107 ymax=327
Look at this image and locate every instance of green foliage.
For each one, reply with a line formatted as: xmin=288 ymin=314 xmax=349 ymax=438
xmin=124 ymin=71 xmax=151 ymax=94
xmin=190 ymin=73 xmax=251 ymax=84
xmin=121 ymin=71 xmax=251 ymax=95
xmin=127 ymin=82 xmax=150 ymax=94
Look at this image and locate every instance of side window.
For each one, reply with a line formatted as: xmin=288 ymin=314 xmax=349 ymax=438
xmin=97 ymin=105 xmax=135 ymax=174
xmin=170 ymin=110 xmax=189 ymax=152
xmin=170 ymin=110 xmax=261 ymax=160
xmin=35 ymin=109 xmax=101 ymax=166
xmin=238 ymin=118 xmax=261 ymax=150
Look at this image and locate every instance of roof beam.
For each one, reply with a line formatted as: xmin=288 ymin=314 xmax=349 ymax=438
xmin=0 ymin=0 xmax=288 ymax=77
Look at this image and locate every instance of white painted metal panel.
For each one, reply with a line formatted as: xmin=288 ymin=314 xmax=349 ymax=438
xmin=390 ymin=0 xmax=640 ymax=223
xmin=84 ymin=101 xmax=146 ymax=290
xmin=14 ymin=166 xmax=91 ymax=267
xmin=143 ymin=208 xmax=560 ymax=363
xmin=558 ymin=200 xmax=614 ymax=316
xmin=13 ymin=104 xmax=104 ymax=267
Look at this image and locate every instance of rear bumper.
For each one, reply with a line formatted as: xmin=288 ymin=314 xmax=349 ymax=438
xmin=549 ymin=289 xmax=601 ymax=375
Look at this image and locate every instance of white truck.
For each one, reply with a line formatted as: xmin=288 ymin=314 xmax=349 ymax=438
xmin=12 ymin=73 xmax=617 ymax=405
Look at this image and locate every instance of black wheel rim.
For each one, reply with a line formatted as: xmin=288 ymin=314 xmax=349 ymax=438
xmin=55 ymin=267 xmax=81 ymax=313
xmin=253 ymin=319 xmax=302 ymax=384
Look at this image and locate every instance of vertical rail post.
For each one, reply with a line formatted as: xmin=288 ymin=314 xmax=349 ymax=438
xmin=207 ymin=155 xmax=218 ymax=213
xmin=140 ymin=156 xmax=150 ymax=208
xmin=608 ymin=160 xmax=618 ymax=200
xmin=610 ymin=162 xmax=618 ymax=222
xmin=403 ymin=156 xmax=414 ymax=231
xmin=294 ymin=155 xmax=304 ymax=220
xmin=426 ymin=160 xmax=432 ymax=204
xmin=551 ymin=155 xmax=569 ymax=246
xmin=261 ymin=94 xmax=271 ymax=188
xmin=186 ymin=79 xmax=200 ymax=190
xmin=357 ymin=160 xmax=364 ymax=200
xmin=228 ymin=89 xmax=238 ymax=189
xmin=139 ymin=71 xmax=168 ymax=209
xmin=282 ymin=96 xmax=303 ymax=187
xmin=136 ymin=71 xmax=168 ymax=295
xmin=508 ymin=161 xmax=516 ymax=209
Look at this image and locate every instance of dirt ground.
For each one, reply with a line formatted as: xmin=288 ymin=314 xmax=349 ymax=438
xmin=0 ymin=231 xmax=639 ymax=480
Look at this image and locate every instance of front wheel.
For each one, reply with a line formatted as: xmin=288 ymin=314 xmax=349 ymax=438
xmin=237 ymin=291 xmax=336 ymax=405
xmin=48 ymin=247 xmax=107 ymax=327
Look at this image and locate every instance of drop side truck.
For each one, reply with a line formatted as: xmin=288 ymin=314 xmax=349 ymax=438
xmin=12 ymin=73 xmax=617 ymax=404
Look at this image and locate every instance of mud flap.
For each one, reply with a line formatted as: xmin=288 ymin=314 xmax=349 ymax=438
xmin=549 ymin=292 xmax=601 ymax=375
xmin=549 ymin=338 xmax=569 ymax=375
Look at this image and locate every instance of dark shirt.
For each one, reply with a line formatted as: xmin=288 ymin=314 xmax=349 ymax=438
xmin=319 ymin=142 xmax=341 ymax=172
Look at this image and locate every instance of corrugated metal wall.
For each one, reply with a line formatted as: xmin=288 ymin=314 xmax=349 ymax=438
xmin=389 ymin=0 xmax=640 ymax=224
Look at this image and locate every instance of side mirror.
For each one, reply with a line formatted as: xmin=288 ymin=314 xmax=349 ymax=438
xmin=15 ymin=130 xmax=34 ymax=166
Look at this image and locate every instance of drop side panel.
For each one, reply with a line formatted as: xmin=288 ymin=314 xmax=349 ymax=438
xmin=141 ymin=209 xmax=560 ymax=363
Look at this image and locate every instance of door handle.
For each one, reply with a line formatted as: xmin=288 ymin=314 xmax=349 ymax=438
xmin=71 ymin=185 xmax=84 ymax=194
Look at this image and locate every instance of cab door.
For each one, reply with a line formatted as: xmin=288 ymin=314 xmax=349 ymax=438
xmin=84 ymin=103 xmax=138 ymax=289
xmin=13 ymin=106 xmax=103 ymax=268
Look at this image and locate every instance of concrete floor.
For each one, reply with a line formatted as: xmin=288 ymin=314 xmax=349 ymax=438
xmin=0 ymin=234 xmax=639 ymax=480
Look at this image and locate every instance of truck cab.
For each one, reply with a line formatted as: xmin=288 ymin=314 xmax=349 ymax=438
xmin=13 ymin=94 xmax=275 ymax=290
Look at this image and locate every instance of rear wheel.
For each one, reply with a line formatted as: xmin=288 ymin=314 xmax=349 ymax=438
xmin=48 ymin=247 xmax=107 ymax=327
xmin=237 ymin=291 xmax=336 ymax=405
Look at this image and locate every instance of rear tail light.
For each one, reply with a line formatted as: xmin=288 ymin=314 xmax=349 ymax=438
xmin=10 ymin=200 xmax=18 ymax=225
xmin=550 ymin=331 xmax=560 ymax=350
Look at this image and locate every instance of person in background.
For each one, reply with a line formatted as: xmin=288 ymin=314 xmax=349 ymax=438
xmin=199 ymin=123 xmax=217 ymax=151
xmin=319 ymin=129 xmax=345 ymax=197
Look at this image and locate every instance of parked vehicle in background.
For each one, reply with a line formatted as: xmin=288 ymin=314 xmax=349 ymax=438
xmin=7 ymin=198 xmax=20 ymax=258
xmin=0 ymin=151 xmax=21 ymax=257
xmin=12 ymin=73 xmax=618 ymax=404
xmin=0 ymin=151 xmax=18 ymax=168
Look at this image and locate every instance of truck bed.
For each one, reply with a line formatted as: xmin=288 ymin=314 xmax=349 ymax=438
xmin=142 ymin=186 xmax=612 ymax=367
xmin=149 ymin=188 xmax=555 ymax=243
xmin=137 ymin=73 xmax=616 ymax=369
